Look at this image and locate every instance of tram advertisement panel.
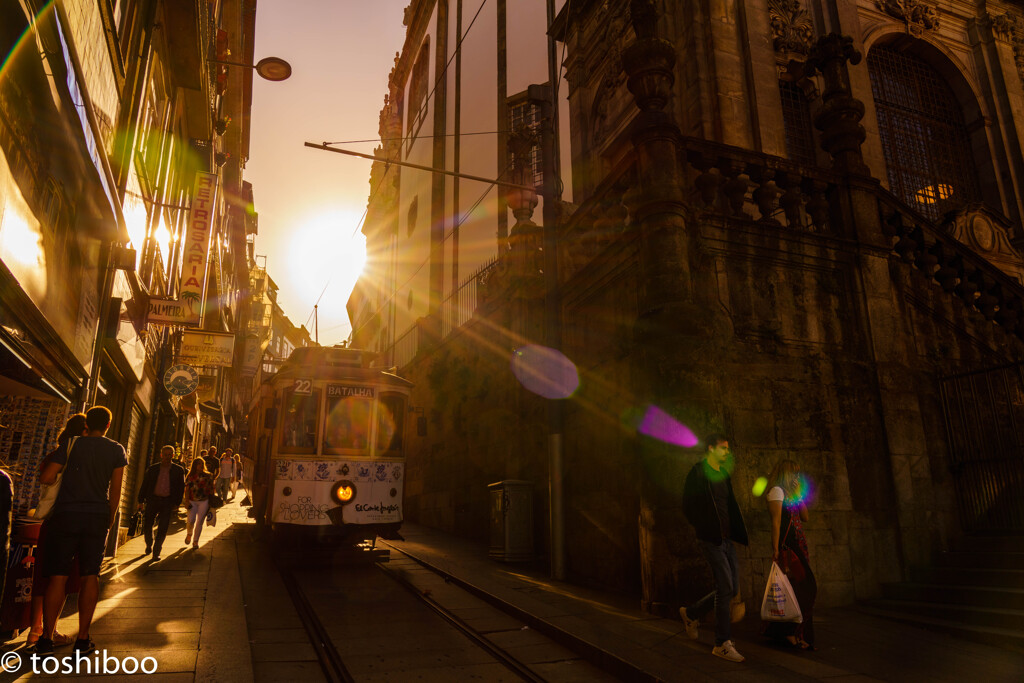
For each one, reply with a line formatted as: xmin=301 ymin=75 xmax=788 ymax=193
xmin=272 ymin=459 xmax=403 ymax=525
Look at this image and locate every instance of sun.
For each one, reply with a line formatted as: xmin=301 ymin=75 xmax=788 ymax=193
xmin=286 ymin=208 xmax=367 ymax=328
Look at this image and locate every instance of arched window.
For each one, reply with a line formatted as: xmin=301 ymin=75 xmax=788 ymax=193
xmin=867 ymin=44 xmax=980 ymax=221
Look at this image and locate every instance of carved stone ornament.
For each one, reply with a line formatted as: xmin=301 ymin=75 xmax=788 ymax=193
xmin=990 ymin=13 xmax=1024 ymax=85
xmin=769 ymin=0 xmax=814 ymax=56
xmin=876 ymin=0 xmax=940 ymax=36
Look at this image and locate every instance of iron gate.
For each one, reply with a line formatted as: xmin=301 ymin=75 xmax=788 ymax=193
xmin=939 ymin=363 xmax=1024 ymax=533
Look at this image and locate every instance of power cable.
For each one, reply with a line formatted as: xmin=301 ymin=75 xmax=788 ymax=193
xmin=302 ymin=0 xmax=491 ymax=333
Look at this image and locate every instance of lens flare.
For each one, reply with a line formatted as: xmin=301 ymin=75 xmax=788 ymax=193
xmin=511 ymin=345 xmax=579 ymax=399
xmin=636 ymin=405 xmax=698 ymax=448
xmin=788 ymin=473 xmax=817 ymax=506
xmin=752 ymin=477 xmax=768 ymax=497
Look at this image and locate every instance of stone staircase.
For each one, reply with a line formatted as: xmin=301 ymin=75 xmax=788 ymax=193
xmin=861 ymin=535 xmax=1024 ymax=651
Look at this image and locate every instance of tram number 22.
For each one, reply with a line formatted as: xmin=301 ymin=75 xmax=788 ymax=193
xmin=293 ymin=379 xmax=313 ymax=395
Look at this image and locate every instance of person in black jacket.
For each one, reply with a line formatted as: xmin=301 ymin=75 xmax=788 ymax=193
xmin=679 ymin=433 xmax=749 ymax=663
xmin=136 ymin=445 xmax=185 ymax=561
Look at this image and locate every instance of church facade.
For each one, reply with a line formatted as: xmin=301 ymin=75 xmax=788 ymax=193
xmin=352 ymin=0 xmax=1024 ymax=612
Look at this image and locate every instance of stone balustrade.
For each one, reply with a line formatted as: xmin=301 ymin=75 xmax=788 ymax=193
xmin=880 ymin=195 xmax=1024 ymax=342
xmin=679 ymin=139 xmax=841 ymax=233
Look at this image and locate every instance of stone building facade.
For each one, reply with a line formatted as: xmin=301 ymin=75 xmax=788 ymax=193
xmin=354 ymin=0 xmax=1024 ymax=612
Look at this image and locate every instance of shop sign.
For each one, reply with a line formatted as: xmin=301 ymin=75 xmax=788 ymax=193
xmin=180 ymin=173 xmax=219 ymax=325
xmin=147 ymin=298 xmax=195 ymax=326
xmin=163 ymin=363 xmax=199 ymax=396
xmin=179 ymin=330 xmax=234 ymax=367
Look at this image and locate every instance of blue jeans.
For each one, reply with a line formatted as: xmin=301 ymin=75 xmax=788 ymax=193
xmin=687 ymin=538 xmax=739 ymax=645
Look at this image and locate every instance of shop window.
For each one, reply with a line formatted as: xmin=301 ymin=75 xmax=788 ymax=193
xmin=867 ymin=44 xmax=980 ymax=221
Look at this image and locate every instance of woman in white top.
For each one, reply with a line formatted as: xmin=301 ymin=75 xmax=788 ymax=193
xmin=764 ymin=459 xmax=817 ymax=650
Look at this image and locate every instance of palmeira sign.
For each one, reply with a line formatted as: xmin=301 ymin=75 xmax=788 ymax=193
xmin=179 ymin=330 xmax=235 ymax=367
xmin=179 ymin=172 xmax=219 ymax=325
xmin=147 ymin=298 xmax=195 ymax=326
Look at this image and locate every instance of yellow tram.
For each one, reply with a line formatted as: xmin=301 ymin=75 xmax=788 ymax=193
xmin=246 ymin=346 xmax=412 ymax=541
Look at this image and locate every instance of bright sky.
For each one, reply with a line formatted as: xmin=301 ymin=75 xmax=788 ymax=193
xmin=246 ymin=1 xmax=407 ymax=345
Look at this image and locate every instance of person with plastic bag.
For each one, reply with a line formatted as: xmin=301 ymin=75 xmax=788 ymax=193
xmin=763 ymin=459 xmax=817 ymax=650
xmin=679 ymin=434 xmax=749 ymax=663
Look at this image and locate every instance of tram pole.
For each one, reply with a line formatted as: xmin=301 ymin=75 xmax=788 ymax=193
xmin=528 ymin=83 xmax=565 ymax=581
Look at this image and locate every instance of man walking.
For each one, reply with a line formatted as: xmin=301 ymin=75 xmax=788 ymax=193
xmin=37 ymin=406 xmax=126 ymax=656
xmin=136 ymin=445 xmax=185 ymax=561
xmin=216 ymin=448 xmax=234 ymax=502
xmin=204 ymin=445 xmax=220 ymax=478
xmin=680 ymin=433 xmax=749 ymax=662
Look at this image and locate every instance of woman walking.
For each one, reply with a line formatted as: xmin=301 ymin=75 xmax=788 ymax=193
xmin=184 ymin=459 xmax=215 ymax=549
xmin=27 ymin=413 xmax=87 ymax=649
xmin=764 ymin=459 xmax=817 ymax=650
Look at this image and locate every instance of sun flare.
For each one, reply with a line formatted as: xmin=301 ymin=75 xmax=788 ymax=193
xmin=285 ymin=208 xmax=366 ymax=336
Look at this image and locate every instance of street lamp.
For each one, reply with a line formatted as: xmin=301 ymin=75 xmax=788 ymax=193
xmin=208 ymin=56 xmax=292 ymax=81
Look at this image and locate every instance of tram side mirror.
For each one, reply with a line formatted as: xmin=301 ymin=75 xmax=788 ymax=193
xmin=265 ymin=408 xmax=278 ymax=426
xmin=417 ymin=416 xmax=427 ymax=436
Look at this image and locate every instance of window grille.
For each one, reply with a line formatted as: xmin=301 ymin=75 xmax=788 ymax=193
xmin=508 ymin=99 xmax=543 ymax=189
xmin=779 ymin=80 xmax=816 ymax=166
xmin=867 ymin=45 xmax=980 ymax=221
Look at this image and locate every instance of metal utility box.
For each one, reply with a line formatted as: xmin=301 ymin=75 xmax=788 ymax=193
xmin=488 ymin=480 xmax=533 ymax=562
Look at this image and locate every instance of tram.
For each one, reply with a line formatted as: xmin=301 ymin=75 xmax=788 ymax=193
xmin=246 ymin=345 xmax=412 ymax=541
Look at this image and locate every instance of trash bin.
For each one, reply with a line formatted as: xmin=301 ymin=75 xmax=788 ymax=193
xmin=488 ymin=480 xmax=533 ymax=562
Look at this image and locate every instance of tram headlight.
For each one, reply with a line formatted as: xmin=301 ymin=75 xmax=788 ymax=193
xmin=331 ymin=480 xmax=356 ymax=505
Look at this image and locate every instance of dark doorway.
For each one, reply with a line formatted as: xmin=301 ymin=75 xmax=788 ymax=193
xmin=939 ymin=363 xmax=1024 ymax=533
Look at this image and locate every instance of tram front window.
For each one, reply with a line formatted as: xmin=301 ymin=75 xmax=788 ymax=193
xmin=324 ymin=391 xmax=372 ymax=453
xmin=280 ymin=389 xmax=319 ymax=453
xmin=377 ymin=393 xmax=406 ymax=455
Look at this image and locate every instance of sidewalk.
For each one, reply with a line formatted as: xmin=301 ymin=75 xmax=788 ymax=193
xmin=2 ymin=511 xmax=1020 ymax=681
xmin=389 ymin=524 xmax=1024 ymax=683
xmin=0 ymin=496 xmax=253 ymax=682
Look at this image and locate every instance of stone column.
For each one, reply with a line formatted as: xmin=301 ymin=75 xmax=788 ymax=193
xmin=623 ymin=0 xmax=721 ymax=614
xmin=805 ymin=33 xmax=868 ymax=176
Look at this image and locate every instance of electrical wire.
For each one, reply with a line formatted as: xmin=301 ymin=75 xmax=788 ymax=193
xmin=348 ymin=160 xmax=512 ymax=343
xmin=303 ymin=0 xmax=492 ymax=333
xmin=323 ymin=131 xmax=507 ymax=145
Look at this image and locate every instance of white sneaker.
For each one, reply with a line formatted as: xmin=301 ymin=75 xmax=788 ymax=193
xmin=678 ymin=607 xmax=699 ymax=640
xmin=711 ymin=640 xmax=745 ymax=662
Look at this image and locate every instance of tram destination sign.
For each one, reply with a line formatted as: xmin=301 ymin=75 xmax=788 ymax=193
xmin=327 ymin=385 xmax=375 ymax=398
xmin=178 ymin=330 xmax=235 ymax=367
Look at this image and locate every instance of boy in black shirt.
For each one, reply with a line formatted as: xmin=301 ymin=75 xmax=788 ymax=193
xmin=36 ymin=406 xmax=126 ymax=656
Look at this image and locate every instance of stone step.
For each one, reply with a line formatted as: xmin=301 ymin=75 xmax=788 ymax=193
xmin=951 ymin=535 xmax=1024 ymax=554
xmin=934 ymin=550 xmax=1024 ymax=571
xmin=881 ymin=582 xmax=1024 ymax=611
xmin=910 ymin=565 xmax=1024 ymax=589
xmin=865 ymin=598 xmax=1024 ymax=632
xmin=857 ymin=605 xmax=1024 ymax=653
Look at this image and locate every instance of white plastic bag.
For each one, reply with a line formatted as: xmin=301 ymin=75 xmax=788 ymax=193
xmin=760 ymin=561 xmax=802 ymax=623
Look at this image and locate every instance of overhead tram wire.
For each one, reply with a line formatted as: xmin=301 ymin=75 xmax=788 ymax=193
xmin=307 ymin=0 xmax=492 ymax=341
xmin=323 ymin=131 xmax=506 ymax=146
xmin=347 ymin=160 xmax=514 ymax=343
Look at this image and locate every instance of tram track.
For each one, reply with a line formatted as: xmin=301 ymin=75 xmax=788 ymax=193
xmin=267 ymin=540 xmax=613 ymax=682
xmin=275 ymin=556 xmax=356 ymax=683
xmin=375 ymin=550 xmax=550 ymax=683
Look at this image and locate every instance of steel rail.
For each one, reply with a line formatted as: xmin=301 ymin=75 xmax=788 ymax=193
xmin=276 ymin=560 xmax=355 ymax=683
xmin=376 ymin=556 xmax=549 ymax=683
